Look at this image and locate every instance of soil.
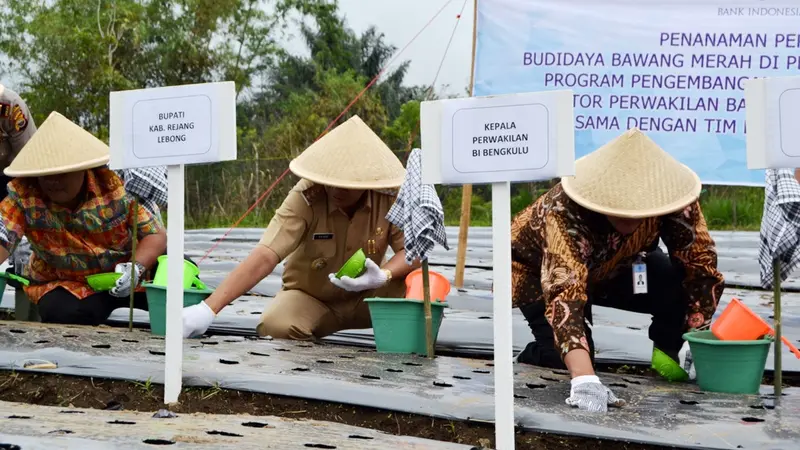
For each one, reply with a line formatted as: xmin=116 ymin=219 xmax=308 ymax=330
xmin=0 ymin=372 xmax=672 ymax=450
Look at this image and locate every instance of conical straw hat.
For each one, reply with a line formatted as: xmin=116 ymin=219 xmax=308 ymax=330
xmin=561 ymin=128 xmax=701 ymax=218
xmin=5 ymin=112 xmax=109 ymax=177
xmin=289 ymin=115 xmax=405 ymax=189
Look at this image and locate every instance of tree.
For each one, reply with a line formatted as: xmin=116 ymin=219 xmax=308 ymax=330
xmin=0 ymin=0 xmax=326 ymax=139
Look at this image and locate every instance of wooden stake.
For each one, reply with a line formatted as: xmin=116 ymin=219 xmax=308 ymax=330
xmin=129 ymin=198 xmax=138 ymax=332
xmin=454 ymin=0 xmax=480 ymax=288
xmin=773 ymin=258 xmax=782 ymax=398
xmin=422 ymin=259 xmax=434 ymax=358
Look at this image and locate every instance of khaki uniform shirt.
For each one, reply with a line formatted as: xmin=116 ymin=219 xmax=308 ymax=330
xmin=0 ymin=85 xmax=36 ymax=172
xmin=259 ymin=179 xmax=405 ymax=302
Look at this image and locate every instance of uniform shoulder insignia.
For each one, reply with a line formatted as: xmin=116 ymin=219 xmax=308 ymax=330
xmin=301 ymin=184 xmax=326 ymax=206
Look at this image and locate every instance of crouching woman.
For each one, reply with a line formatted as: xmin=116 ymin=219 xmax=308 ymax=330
xmin=0 ymin=112 xmax=166 ymax=325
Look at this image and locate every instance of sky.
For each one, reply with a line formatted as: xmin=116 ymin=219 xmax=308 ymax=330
xmin=327 ymin=0 xmax=474 ymax=94
xmin=1 ymin=0 xmax=474 ymax=96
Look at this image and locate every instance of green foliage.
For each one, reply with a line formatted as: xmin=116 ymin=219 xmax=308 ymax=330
xmin=0 ymin=0 xmax=314 ymax=139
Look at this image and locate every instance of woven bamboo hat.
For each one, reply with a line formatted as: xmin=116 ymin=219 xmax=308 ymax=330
xmin=289 ymin=115 xmax=405 ymax=189
xmin=561 ymin=128 xmax=701 ymax=218
xmin=5 ymin=112 xmax=109 ymax=178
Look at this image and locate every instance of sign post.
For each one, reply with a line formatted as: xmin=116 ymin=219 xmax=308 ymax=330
xmin=109 ymin=81 xmax=237 ymax=404
xmin=421 ymin=90 xmax=574 ymax=449
xmin=744 ymin=74 xmax=800 ymax=398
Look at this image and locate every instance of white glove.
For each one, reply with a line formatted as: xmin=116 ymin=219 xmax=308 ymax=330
xmin=679 ymin=341 xmax=696 ymax=381
xmin=565 ymin=375 xmax=626 ymax=413
xmin=182 ymin=301 xmax=216 ymax=338
xmin=328 ymin=259 xmax=388 ymax=292
xmin=110 ymin=262 xmax=146 ymax=298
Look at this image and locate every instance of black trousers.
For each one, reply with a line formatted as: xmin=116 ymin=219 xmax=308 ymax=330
xmin=517 ymin=248 xmax=689 ymax=369
xmin=34 ymin=255 xmax=199 ymax=326
xmin=38 ymin=288 xmax=149 ymax=325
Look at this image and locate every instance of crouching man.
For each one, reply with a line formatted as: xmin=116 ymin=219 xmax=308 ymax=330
xmin=0 ymin=112 xmax=167 ymax=325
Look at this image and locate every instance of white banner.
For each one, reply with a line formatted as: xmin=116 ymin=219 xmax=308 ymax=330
xmin=475 ymin=0 xmax=800 ymax=185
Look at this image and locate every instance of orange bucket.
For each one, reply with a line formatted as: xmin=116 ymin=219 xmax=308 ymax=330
xmin=712 ymin=298 xmax=800 ymax=359
xmin=711 ymin=298 xmax=772 ymax=341
xmin=405 ymin=268 xmax=451 ymax=302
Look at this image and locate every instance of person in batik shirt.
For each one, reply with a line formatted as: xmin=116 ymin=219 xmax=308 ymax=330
xmin=0 ymin=112 xmax=167 ymax=325
xmin=511 ymin=128 xmax=724 ymax=413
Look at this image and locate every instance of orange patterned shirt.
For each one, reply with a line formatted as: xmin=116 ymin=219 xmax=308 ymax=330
xmin=0 ymin=168 xmax=162 ymax=303
xmin=510 ymin=183 xmax=725 ymax=357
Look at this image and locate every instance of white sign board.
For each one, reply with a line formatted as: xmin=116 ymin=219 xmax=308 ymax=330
xmin=420 ymin=90 xmax=575 ymax=450
xmin=746 ymin=76 xmax=800 ymax=169
xmin=109 ymin=81 xmax=237 ymax=405
xmin=109 ymin=81 xmax=237 ymax=169
xmin=421 ymin=90 xmax=574 ymax=184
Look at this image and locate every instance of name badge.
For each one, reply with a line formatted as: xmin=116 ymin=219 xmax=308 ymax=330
xmin=313 ymin=233 xmax=334 ymax=240
xmin=632 ymin=261 xmax=648 ymax=295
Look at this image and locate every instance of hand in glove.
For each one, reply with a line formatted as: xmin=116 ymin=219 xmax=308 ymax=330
xmin=679 ymin=341 xmax=696 ymax=381
xmin=109 ymin=262 xmax=146 ymax=297
xmin=565 ymin=375 xmax=626 ymax=413
xmin=182 ymin=301 xmax=216 ymax=338
xmin=328 ymin=259 xmax=389 ymax=292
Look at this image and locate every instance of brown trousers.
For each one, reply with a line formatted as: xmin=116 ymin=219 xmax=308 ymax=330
xmin=257 ymin=278 xmax=405 ymax=340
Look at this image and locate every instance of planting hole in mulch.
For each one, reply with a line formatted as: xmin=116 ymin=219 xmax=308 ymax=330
xmin=386 ymin=368 xmax=402 ymax=373
xmin=742 ymin=417 xmax=765 ymax=423
xmin=143 ymin=439 xmax=175 ymax=445
xmin=305 ymin=444 xmax=336 ymax=449
xmin=348 ymin=435 xmax=373 ymax=440
xmin=242 ymin=421 xmax=269 ymax=428
xmin=0 ymin=444 xmax=22 ymax=450
xmin=207 ymin=430 xmax=242 ymax=437
xmin=108 ymin=420 xmax=136 ymax=425
xmin=249 ymin=352 xmax=269 ymax=357
xmin=0 ymin=371 xmax=679 ymax=450
xmin=750 ymin=404 xmax=775 ymax=410
xmin=679 ymin=400 xmax=699 ymax=406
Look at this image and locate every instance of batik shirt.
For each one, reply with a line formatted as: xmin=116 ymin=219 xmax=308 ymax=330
xmin=510 ymin=183 xmax=725 ymax=358
xmin=0 ymin=168 xmax=163 ymax=303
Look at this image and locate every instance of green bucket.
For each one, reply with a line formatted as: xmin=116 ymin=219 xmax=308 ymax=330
xmin=365 ymin=298 xmax=448 ymax=354
xmin=684 ymin=330 xmax=773 ymax=394
xmin=153 ymin=256 xmax=201 ymax=289
xmin=143 ymin=283 xmax=212 ymax=336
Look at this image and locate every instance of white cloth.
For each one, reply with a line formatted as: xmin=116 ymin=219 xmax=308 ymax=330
xmin=759 ymin=169 xmax=800 ymax=288
xmin=386 ymin=148 xmax=448 ymax=263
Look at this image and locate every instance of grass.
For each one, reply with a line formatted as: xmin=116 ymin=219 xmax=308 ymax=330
xmin=181 ymin=182 xmax=765 ymax=232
